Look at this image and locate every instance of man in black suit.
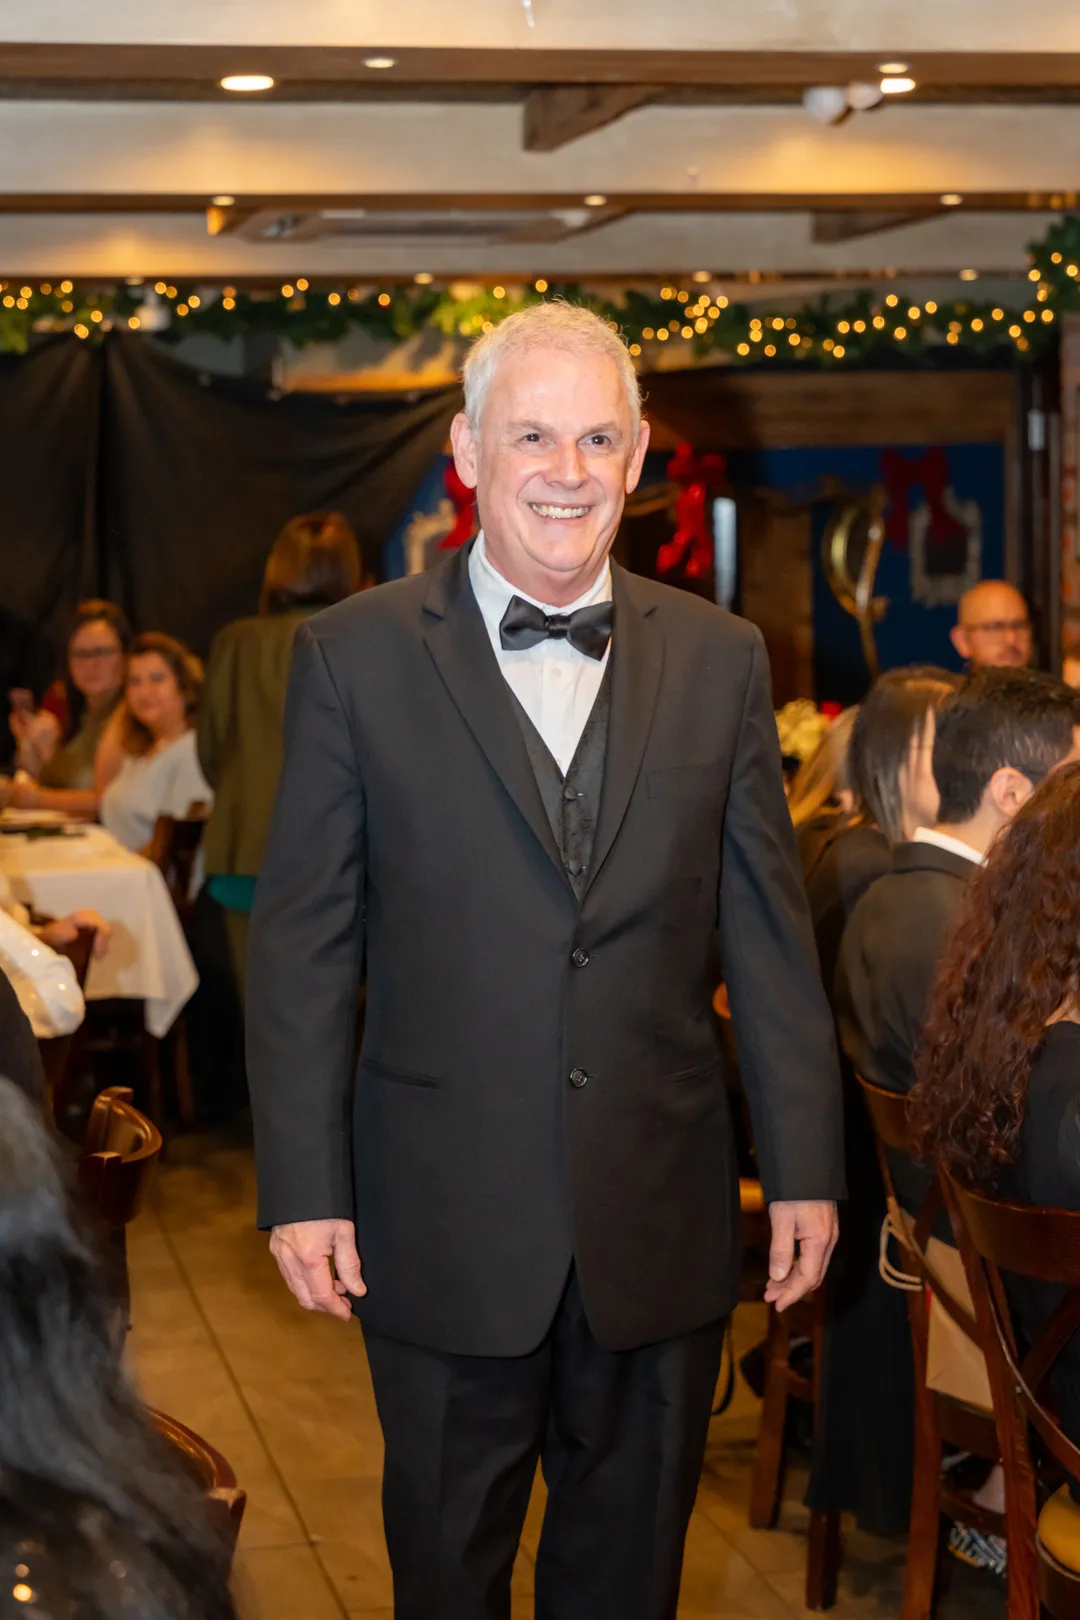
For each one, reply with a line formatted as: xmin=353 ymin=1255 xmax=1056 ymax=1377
xmin=838 ymin=666 xmax=1080 ymax=1107
xmin=247 ymin=302 xmax=843 ymax=1620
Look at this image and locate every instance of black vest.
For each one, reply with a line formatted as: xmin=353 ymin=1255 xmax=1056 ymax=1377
xmin=508 ymin=668 xmax=611 ymax=901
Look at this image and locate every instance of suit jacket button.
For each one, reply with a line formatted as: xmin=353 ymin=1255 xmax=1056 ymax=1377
xmin=567 ymin=859 xmax=584 ymax=877
xmin=572 ymin=947 xmax=590 ymax=967
xmin=569 ymin=1067 xmax=589 ymax=1088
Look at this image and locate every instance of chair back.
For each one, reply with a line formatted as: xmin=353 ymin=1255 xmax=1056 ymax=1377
xmin=148 ymin=807 xmax=208 ymax=923
xmin=37 ymin=923 xmax=97 ymax=1112
xmin=79 ymin=1085 xmax=163 ymax=1229
xmin=943 ymin=1173 xmax=1080 ymax=1618
xmin=149 ymin=1408 xmax=246 ymax=1561
xmin=856 ymin=1072 xmax=979 ymax=1343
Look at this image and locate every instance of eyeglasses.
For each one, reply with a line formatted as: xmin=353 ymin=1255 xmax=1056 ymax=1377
xmin=69 ymin=646 xmax=120 ymax=663
xmin=965 ymin=618 xmax=1031 ymax=636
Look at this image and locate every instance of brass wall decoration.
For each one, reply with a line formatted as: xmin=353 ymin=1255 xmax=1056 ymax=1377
xmin=822 ymin=485 xmax=888 ymax=679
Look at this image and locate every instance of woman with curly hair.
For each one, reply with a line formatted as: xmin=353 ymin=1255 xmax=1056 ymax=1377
xmin=911 ymin=758 xmax=1080 ymax=1498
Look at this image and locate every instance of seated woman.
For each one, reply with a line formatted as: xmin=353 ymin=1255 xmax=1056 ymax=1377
xmin=100 ymin=632 xmax=213 ymax=855
xmin=0 ymin=1074 xmax=237 ymax=1620
xmin=6 ymin=599 xmax=130 ymax=819
xmin=0 ymin=867 xmax=110 ymax=1040
xmin=911 ymin=759 xmax=1080 ymax=1497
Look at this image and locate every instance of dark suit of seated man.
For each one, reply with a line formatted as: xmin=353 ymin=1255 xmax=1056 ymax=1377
xmin=837 ymin=666 xmax=1080 ymax=1210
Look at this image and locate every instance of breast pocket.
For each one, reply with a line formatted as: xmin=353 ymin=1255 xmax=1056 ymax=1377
xmin=646 ymin=764 xmax=718 ymax=800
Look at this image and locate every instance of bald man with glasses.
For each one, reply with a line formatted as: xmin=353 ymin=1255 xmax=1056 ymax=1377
xmin=950 ymin=579 xmax=1033 ymax=670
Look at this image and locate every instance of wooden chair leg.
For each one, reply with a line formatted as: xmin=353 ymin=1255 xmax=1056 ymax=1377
xmin=172 ymin=1015 xmax=197 ymax=1129
xmin=749 ymin=1304 xmax=792 ymax=1529
xmin=901 ymin=1382 xmax=944 ymax=1620
xmin=141 ymin=1030 xmax=165 ymax=1131
xmin=806 ymin=1509 xmax=841 ymax=1610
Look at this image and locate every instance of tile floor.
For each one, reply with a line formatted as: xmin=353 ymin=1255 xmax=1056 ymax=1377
xmin=128 ymin=1129 xmax=1003 ymax=1620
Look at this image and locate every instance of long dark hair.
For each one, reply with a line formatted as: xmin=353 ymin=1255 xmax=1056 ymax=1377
xmin=910 ymin=759 xmax=1080 ymax=1185
xmin=0 ymin=1077 xmax=235 ymax=1619
xmin=846 ymin=665 xmax=958 ymax=843
xmin=60 ymin=598 xmax=133 ymax=741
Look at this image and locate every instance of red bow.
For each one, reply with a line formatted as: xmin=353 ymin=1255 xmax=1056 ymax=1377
xmin=438 ymin=463 xmax=478 ymax=550
xmin=880 ymin=447 xmax=966 ymax=551
xmin=656 ymin=443 xmax=727 ymax=579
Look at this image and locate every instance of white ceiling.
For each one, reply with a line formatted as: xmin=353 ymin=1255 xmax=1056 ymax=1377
xmin=12 ymin=0 xmax=1080 ymax=53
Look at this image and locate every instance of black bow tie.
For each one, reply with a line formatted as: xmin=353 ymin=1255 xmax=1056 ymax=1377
xmin=499 ymin=595 xmax=613 ymax=661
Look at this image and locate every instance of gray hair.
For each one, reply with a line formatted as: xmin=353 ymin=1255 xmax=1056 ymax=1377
xmin=462 ymin=299 xmax=642 ymax=433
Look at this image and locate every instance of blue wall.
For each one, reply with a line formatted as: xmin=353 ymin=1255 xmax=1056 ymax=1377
xmin=726 ymin=444 xmax=1005 ymax=705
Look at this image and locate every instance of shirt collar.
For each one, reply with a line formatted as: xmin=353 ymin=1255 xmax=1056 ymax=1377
xmin=468 ymin=530 xmax=612 ymax=642
xmin=911 ymin=826 xmax=986 ymax=866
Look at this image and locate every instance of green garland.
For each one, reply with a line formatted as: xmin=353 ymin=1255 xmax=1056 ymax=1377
xmin=3 ymin=213 xmax=1080 ymax=363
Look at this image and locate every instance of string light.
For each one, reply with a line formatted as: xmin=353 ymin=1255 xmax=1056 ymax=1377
xmin=695 ymin=317 xmax=708 ymax=333
xmin=188 ymin=294 xmax=200 ymax=308
xmin=281 ymin=284 xmax=294 ymax=298
xmin=787 ymin=332 xmax=800 ymax=346
xmin=677 ymin=290 xmax=689 ymax=303
xmin=925 ymin=300 xmax=938 ymax=314
xmin=764 ymin=344 xmax=777 ymax=356
xmin=737 ymin=342 xmax=750 ymax=355
xmin=1053 ymin=252 xmax=1063 ymax=264
xmin=642 ymin=326 xmax=654 ymax=339
xmin=1042 ymin=308 xmax=1055 ymax=322
xmin=680 ymin=325 xmax=693 ymax=338
xmin=328 ymin=291 xmax=341 ymax=305
xmin=894 ymin=326 xmax=907 ymax=339
xmin=90 ymin=309 xmax=103 ymax=323
xmin=1028 ymin=268 xmax=1042 ymax=281
xmin=833 ymin=344 xmax=846 ymax=358
xmin=970 ymin=318 xmax=984 ymax=332
xmin=872 ymin=315 xmax=886 ymax=329
xmin=377 ymin=292 xmax=391 ymax=307
xmin=222 ymin=296 xmax=236 ymax=310
xmin=1024 ymin=309 xmax=1037 ymax=322
xmin=535 ymin=279 xmax=548 ymax=293
xmin=907 ymin=306 xmax=920 ymax=320
xmin=1008 ymin=324 xmax=1022 ymax=337
xmin=59 ymin=280 xmax=72 ymax=295
xmin=492 ymin=285 xmax=505 ymax=299
xmin=128 ymin=315 xmax=141 ymax=329
xmin=628 ymin=342 xmax=641 ymax=356
xmin=73 ymin=323 xmax=89 ymax=339
xmin=657 ymin=328 xmax=669 ymax=341
xmin=885 ymin=293 xmax=899 ymax=307
xmin=296 ymin=278 xmax=308 ymax=291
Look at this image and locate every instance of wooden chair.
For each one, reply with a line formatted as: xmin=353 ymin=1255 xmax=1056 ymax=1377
xmin=37 ymin=922 xmax=97 ymax=1130
xmin=145 ymin=807 xmax=209 ymax=1128
xmin=714 ymin=983 xmax=839 ymax=1607
xmin=149 ymin=1408 xmax=247 ymax=1563
xmin=79 ymin=1085 xmax=163 ymax=1314
xmin=857 ymin=1076 xmax=1003 ymax=1620
xmin=943 ymin=1174 xmax=1080 ymax=1620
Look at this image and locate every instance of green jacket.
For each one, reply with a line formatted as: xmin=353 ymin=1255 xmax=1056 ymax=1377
xmin=197 ymin=609 xmax=317 ymax=878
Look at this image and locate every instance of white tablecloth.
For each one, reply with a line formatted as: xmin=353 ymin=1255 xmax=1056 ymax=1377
xmin=0 ymin=824 xmax=198 ymax=1036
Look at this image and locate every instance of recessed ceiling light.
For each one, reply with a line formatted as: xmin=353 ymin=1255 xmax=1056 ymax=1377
xmin=940 ymin=193 xmax=963 ymax=206
xmin=691 ymin=270 xmax=712 ymax=283
xmin=880 ymin=75 xmax=916 ymax=94
xmin=364 ymin=56 xmax=396 ymax=69
xmin=220 ymin=74 xmax=275 ymax=93
xmin=584 ymin=193 xmax=607 ymax=207
xmin=958 ymin=268 xmax=979 ymax=280
xmin=414 ymin=272 xmax=434 ymax=285
xmin=877 ymin=60 xmax=909 ymax=74
xmin=211 ymin=194 xmax=235 ymax=208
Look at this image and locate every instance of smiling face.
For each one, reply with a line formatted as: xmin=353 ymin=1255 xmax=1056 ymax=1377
xmin=126 ymin=651 xmax=188 ymax=740
xmin=450 ymin=343 xmax=650 ymax=606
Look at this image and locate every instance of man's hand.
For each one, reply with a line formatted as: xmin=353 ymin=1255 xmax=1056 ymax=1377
xmin=269 ymin=1218 xmax=366 ymax=1321
xmin=765 ymin=1200 xmax=838 ymax=1312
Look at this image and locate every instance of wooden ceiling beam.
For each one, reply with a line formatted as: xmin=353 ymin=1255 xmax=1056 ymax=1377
xmin=0 ymin=191 xmax=1070 ymax=215
xmin=523 ymin=85 xmax=655 ymax=151
xmin=811 ymin=209 xmax=940 ymax=243
xmin=2 ymin=44 xmax=1080 ymax=89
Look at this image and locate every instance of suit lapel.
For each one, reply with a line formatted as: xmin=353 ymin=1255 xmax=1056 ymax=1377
xmin=584 ymin=562 xmax=664 ymax=897
xmin=421 ymin=545 xmax=571 ymax=887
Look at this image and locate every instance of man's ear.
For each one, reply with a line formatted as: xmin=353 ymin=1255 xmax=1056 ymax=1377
xmin=450 ymin=411 xmax=479 ymax=490
xmin=625 ymin=418 xmax=651 ymax=495
xmin=950 ymin=624 xmax=970 ymax=662
xmin=987 ymin=764 xmax=1034 ymax=822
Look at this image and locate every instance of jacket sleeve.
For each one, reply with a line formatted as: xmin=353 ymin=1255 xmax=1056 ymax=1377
xmin=195 ymin=629 xmax=229 ymax=789
xmin=247 ymin=622 xmax=366 ymax=1229
xmin=718 ymin=630 xmax=845 ymax=1204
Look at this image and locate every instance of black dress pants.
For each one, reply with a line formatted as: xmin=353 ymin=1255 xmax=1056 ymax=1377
xmin=362 ymin=1270 xmax=726 ymax=1620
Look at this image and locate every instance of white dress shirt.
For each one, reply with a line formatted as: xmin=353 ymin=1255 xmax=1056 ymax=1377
xmin=911 ymin=826 xmax=985 ymax=866
xmin=0 ymin=873 xmax=85 ymax=1039
xmin=468 ymin=532 xmax=612 ymax=775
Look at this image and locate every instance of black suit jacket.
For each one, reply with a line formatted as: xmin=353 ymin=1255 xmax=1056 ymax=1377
xmin=248 ymin=544 xmax=843 ymax=1356
xmin=836 ymin=839 xmax=976 ymax=1098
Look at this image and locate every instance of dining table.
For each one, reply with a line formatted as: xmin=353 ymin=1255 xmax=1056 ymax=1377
xmin=0 ymin=814 xmax=198 ymax=1037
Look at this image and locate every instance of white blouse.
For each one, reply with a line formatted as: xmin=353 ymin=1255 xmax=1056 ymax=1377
xmin=100 ymin=730 xmax=214 ymax=854
xmin=0 ymin=880 xmax=85 ymax=1040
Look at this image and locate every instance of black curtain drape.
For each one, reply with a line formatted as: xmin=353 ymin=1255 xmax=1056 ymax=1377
xmin=0 ymin=337 xmax=102 ymax=700
xmin=0 ymin=334 xmax=460 ymax=677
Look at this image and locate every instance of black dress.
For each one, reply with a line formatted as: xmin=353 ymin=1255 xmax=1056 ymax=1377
xmin=997 ymin=1020 xmax=1080 ymax=1496
xmin=803 ymin=822 xmax=916 ymax=1535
